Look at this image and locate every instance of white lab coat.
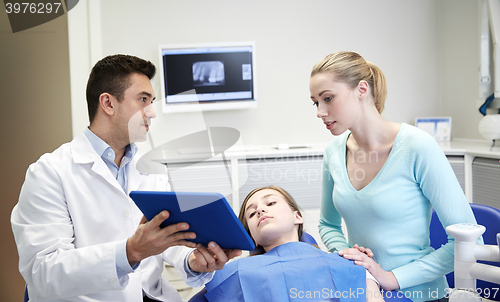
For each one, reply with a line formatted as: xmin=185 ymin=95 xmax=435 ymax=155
xmin=11 ymin=132 xmax=211 ymax=302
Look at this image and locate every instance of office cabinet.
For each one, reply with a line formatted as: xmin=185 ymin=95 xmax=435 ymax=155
xmin=472 ymin=156 xmax=500 ymax=209
xmin=446 ymin=155 xmax=466 ymax=193
xmin=237 ymin=155 xmax=324 ymax=209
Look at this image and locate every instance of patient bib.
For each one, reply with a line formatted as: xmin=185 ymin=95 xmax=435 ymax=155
xmin=205 ymin=242 xmax=366 ymax=302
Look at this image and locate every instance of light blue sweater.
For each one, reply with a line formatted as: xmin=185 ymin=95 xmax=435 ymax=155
xmin=319 ymin=123 xmax=478 ymax=302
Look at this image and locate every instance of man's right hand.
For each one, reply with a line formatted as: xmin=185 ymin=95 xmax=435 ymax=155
xmin=126 ymin=210 xmax=197 ymax=266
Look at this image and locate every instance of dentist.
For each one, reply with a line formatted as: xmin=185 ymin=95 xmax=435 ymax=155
xmin=11 ymin=54 xmax=240 ymax=302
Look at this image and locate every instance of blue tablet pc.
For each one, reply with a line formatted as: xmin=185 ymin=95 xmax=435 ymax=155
xmin=129 ymin=191 xmax=255 ymax=251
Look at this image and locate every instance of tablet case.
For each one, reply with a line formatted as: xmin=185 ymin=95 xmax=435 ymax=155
xmin=129 ymin=191 xmax=255 ymax=251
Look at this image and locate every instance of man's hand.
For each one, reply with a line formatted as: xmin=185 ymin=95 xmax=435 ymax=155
xmin=126 ymin=211 xmax=197 ymax=266
xmin=188 ymin=242 xmax=242 ymax=273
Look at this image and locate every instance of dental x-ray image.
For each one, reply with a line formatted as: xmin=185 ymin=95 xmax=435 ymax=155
xmin=192 ymin=61 xmax=225 ymax=86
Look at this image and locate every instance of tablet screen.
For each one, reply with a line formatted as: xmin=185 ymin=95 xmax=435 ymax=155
xmin=130 ymin=191 xmax=255 ymax=251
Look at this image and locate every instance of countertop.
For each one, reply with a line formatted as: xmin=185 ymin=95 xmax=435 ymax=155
xmin=147 ymin=139 xmax=500 ymax=164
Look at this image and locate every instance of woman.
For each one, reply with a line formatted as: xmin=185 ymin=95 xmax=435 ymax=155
xmin=203 ymin=186 xmax=384 ymax=302
xmin=309 ymin=51 xmax=478 ymax=302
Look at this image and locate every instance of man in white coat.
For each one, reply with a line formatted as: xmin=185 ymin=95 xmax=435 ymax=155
xmin=11 ymin=54 xmax=241 ymax=302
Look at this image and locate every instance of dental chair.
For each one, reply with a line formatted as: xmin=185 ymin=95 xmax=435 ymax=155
xmin=430 ymin=203 xmax=500 ymax=301
xmin=187 ymin=232 xmax=318 ymax=302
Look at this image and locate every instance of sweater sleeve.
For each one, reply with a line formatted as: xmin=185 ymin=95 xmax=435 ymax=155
xmin=319 ymin=143 xmax=350 ymax=252
xmin=392 ymin=131 xmax=479 ymax=289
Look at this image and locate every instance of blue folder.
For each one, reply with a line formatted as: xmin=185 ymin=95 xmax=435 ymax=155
xmin=129 ymin=191 xmax=255 ymax=251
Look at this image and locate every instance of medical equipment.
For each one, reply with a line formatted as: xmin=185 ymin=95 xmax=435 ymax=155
xmin=447 ymin=223 xmax=500 ymax=302
xmin=158 ymin=42 xmax=257 ymax=113
xmin=478 ymin=0 xmax=500 ymax=142
xmin=478 ymin=114 xmax=500 ymax=141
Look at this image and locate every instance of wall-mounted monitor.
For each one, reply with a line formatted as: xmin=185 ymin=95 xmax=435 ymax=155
xmin=158 ymin=42 xmax=257 ymax=113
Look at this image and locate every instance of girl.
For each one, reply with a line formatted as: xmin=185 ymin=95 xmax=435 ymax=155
xmin=309 ymin=51 xmax=478 ymax=302
xmin=203 ymin=186 xmax=384 ymax=302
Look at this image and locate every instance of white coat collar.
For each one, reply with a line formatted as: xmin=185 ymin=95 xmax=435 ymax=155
xmin=70 ymin=132 xmax=145 ymax=194
xmin=127 ymin=156 xmax=145 ymax=194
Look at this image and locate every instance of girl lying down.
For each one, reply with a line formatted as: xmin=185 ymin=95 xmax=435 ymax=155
xmin=201 ymin=186 xmax=384 ymax=302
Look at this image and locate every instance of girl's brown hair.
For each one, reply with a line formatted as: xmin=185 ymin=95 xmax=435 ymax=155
xmin=238 ymin=186 xmax=303 ymax=248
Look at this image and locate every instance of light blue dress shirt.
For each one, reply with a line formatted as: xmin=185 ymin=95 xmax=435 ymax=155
xmin=83 ymin=128 xmax=140 ymax=277
xmin=84 ymin=127 xmax=137 ymax=192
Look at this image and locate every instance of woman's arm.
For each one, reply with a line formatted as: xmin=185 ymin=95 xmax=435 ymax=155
xmin=318 ymin=147 xmax=350 ymax=252
xmin=367 ymin=279 xmax=385 ymax=302
xmin=342 ymin=250 xmax=399 ymax=291
xmin=391 ymin=132 xmax=479 ymax=289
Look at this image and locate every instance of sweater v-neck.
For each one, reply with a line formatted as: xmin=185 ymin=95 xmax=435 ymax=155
xmin=341 ymin=123 xmax=405 ymax=194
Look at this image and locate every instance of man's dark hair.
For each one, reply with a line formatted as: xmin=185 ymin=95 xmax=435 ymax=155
xmin=86 ymin=54 xmax=156 ymax=124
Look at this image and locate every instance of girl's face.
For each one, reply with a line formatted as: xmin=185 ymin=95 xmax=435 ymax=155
xmin=309 ymin=73 xmax=362 ymax=136
xmin=244 ymin=189 xmax=303 ymax=252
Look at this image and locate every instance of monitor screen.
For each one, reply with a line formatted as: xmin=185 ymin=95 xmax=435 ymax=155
xmin=158 ymin=42 xmax=257 ymax=113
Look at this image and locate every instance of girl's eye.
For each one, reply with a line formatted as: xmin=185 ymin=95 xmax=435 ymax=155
xmin=249 ymin=212 xmax=256 ymax=218
xmin=312 ymin=102 xmax=318 ymax=107
xmin=140 ymin=97 xmax=147 ymax=102
xmin=268 ymin=201 xmax=276 ymax=206
xmin=324 ymin=96 xmax=332 ymax=102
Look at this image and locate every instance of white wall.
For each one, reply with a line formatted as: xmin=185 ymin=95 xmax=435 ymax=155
xmin=69 ymin=0 xmax=443 ymax=148
xmin=439 ymin=0 xmax=483 ymax=140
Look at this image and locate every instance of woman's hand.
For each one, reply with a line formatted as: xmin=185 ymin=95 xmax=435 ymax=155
xmin=339 ymin=244 xmax=374 ymax=258
xmin=339 ymin=245 xmax=400 ymax=291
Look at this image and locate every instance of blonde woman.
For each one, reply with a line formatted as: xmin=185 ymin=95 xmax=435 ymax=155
xmin=309 ymin=51 xmax=478 ymax=302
